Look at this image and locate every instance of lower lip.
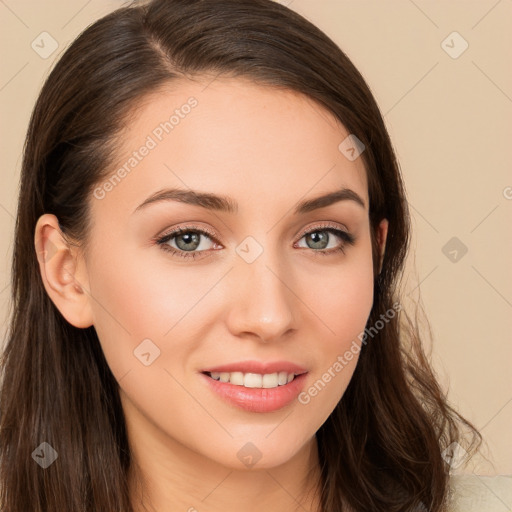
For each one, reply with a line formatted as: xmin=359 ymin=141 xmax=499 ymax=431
xmin=200 ymin=372 xmax=308 ymax=413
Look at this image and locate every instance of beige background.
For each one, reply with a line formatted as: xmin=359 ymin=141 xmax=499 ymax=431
xmin=1 ymin=0 xmax=510 ymax=477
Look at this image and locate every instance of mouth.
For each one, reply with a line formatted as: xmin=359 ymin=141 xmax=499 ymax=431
xmin=202 ymin=370 xmax=305 ymax=389
xmin=199 ymin=360 xmax=309 ymax=412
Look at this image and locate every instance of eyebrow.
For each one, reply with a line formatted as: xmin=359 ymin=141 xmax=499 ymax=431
xmin=133 ymin=187 xmax=366 ymax=215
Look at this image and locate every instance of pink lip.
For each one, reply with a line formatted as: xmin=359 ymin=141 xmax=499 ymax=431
xmin=200 ymin=372 xmax=308 ymax=413
xmin=201 ymin=360 xmax=308 ymax=375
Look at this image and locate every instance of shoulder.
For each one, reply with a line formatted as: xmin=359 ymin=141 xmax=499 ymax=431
xmin=447 ymin=474 xmax=512 ymax=512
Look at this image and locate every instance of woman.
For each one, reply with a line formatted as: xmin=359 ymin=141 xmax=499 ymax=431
xmin=0 ymin=0 xmax=483 ymax=510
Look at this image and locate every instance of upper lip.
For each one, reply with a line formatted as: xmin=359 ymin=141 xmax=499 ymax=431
xmin=201 ymin=360 xmax=308 ymax=375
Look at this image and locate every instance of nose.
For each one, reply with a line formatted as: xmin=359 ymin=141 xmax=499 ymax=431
xmin=225 ymin=250 xmax=297 ymax=343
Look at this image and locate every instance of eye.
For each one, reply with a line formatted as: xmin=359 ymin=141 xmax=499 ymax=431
xmin=294 ymin=222 xmax=355 ymax=256
xmin=153 ymin=222 xmax=356 ymax=260
xmin=154 ymin=224 xmax=220 ymax=260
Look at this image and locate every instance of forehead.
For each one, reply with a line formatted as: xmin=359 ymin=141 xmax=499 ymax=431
xmin=92 ymin=77 xmax=368 ymax=221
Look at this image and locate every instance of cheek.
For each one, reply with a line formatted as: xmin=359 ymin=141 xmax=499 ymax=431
xmin=305 ymin=248 xmax=375 ymax=347
xmin=312 ymin=267 xmax=373 ymax=331
xmin=85 ymin=249 xmax=176 ymax=372
xmin=298 ymin=243 xmax=375 ymax=403
xmin=87 ymin=243 xmax=222 ymax=378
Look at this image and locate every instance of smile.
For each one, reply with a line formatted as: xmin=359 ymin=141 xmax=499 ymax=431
xmin=204 ymin=371 xmax=298 ymax=389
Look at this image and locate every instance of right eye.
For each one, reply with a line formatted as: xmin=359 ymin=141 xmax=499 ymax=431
xmin=154 ymin=225 xmax=221 ymax=260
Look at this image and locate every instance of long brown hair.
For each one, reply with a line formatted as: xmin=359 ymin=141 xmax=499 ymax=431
xmin=0 ymin=0 xmax=481 ymax=510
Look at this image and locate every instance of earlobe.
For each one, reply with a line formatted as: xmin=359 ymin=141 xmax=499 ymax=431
xmin=377 ymin=218 xmax=389 ymax=274
xmin=34 ymin=214 xmax=94 ymax=328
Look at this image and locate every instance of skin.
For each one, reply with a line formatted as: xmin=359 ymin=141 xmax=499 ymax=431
xmin=35 ymin=77 xmax=388 ymax=512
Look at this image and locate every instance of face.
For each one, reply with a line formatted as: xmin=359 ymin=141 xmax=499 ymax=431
xmin=42 ymin=77 xmax=387 ymax=473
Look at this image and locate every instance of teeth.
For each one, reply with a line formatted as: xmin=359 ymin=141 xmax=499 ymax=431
xmin=230 ymin=371 xmax=244 ymax=386
xmin=208 ymin=371 xmax=297 ymax=388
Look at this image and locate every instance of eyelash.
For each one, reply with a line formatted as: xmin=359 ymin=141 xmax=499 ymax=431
xmin=153 ymin=222 xmax=356 ymax=260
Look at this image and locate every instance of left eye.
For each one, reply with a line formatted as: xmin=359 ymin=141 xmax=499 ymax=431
xmin=295 ymin=227 xmax=353 ymax=252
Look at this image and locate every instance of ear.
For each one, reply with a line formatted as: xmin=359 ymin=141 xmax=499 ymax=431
xmin=34 ymin=213 xmax=94 ymax=328
xmin=377 ymin=218 xmax=389 ymax=274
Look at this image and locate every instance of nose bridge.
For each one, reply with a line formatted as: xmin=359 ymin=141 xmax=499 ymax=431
xmin=227 ymin=236 xmax=297 ymax=341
